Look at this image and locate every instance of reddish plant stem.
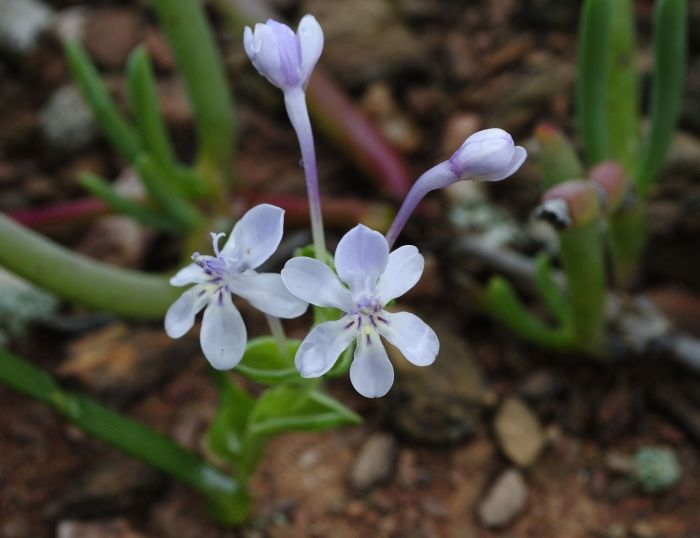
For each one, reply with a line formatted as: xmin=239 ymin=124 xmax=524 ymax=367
xmin=7 ymin=194 xmax=416 ymax=234
xmin=238 ymin=194 xmax=395 ymax=232
xmin=7 ymin=198 xmax=109 ymax=231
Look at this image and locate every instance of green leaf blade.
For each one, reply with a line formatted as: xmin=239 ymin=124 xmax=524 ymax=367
xmin=126 ymin=48 xmax=180 ymax=183
xmin=0 ymin=348 xmax=247 ymax=524
xmin=64 ymin=40 xmax=141 ymax=162
xmin=80 ymin=173 xmax=181 ymax=232
xmin=635 ymin=0 xmax=688 ymax=195
xmin=248 ymin=385 xmax=361 ymax=438
xmin=577 ymin=0 xmax=613 ymax=165
xmin=234 ymin=336 xmax=302 ymax=385
xmin=484 ymin=276 xmax=575 ymax=350
xmin=606 ymin=0 xmax=640 ymax=172
xmin=136 ymin=154 xmax=202 ymax=231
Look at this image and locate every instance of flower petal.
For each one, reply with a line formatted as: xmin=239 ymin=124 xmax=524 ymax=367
xmin=247 ymin=22 xmax=285 ymax=88
xmin=169 ymin=263 xmax=205 ymax=287
xmin=222 ymin=204 xmax=285 ymax=270
xmin=281 ymin=257 xmax=354 ymax=311
xmin=476 ymin=145 xmax=527 ymax=182
xmin=266 ymin=19 xmax=302 ymax=87
xmin=164 ymin=285 xmax=208 ymax=338
xmin=334 ymin=224 xmax=389 ymax=293
xmin=200 ymin=292 xmax=247 ymax=370
xmin=243 ymin=26 xmax=255 ymax=60
xmin=376 ymin=245 xmax=424 ymax=304
xmin=449 ymin=128 xmax=525 ymax=182
xmin=377 ymin=311 xmax=439 ymax=367
xmin=231 ymin=271 xmax=308 ymax=318
xmin=295 ymin=318 xmax=356 ymax=378
xmin=297 ymin=14 xmax=323 ymax=86
xmin=350 ymin=334 xmax=394 ymax=398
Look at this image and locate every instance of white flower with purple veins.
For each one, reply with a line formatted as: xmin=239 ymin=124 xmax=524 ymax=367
xmin=243 ymin=15 xmax=323 ymax=91
xmin=165 ymin=204 xmax=307 ymax=370
xmin=281 ymin=225 xmax=439 ymax=398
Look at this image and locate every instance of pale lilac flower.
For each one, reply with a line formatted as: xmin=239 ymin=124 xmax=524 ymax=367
xmin=243 ymin=15 xmax=323 ymax=92
xmin=243 ymin=15 xmax=326 ymax=260
xmin=281 ymin=224 xmax=439 ymax=398
xmin=385 ymin=128 xmax=527 ymax=247
xmin=165 ymin=204 xmax=307 ymax=370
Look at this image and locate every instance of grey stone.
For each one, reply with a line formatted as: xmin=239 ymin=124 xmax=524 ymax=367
xmin=478 ymin=469 xmax=528 ymax=528
xmin=0 ymin=0 xmax=53 ymax=55
xmin=57 ymin=518 xmax=146 ymax=538
xmin=39 ymin=85 xmax=97 ymax=153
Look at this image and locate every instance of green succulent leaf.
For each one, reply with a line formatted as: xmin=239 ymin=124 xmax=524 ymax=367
xmin=577 ymin=0 xmax=612 ymax=165
xmin=247 ymin=384 xmax=361 ymax=438
xmin=484 ymin=276 xmax=575 ymax=350
xmin=64 ymin=40 xmax=140 ymax=162
xmin=80 ymin=173 xmax=181 ymax=232
xmin=533 ymin=253 xmax=570 ymax=325
xmin=206 ymin=371 xmax=255 ymax=464
xmin=635 ymin=0 xmax=687 ymax=195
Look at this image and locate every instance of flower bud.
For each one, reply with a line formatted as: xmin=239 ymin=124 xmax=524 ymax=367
xmin=243 ymin=15 xmax=324 ymax=91
xmin=537 ymin=180 xmax=602 ymax=230
xmin=448 ymin=128 xmax=527 ymax=182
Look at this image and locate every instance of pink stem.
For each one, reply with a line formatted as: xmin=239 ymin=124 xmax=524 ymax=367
xmin=7 ymin=198 xmax=109 ymax=230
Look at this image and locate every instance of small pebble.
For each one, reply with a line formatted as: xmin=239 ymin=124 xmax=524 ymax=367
xmin=0 ymin=0 xmax=53 ymax=55
xmin=349 ymin=433 xmax=397 ymax=492
xmin=478 ymin=468 xmax=528 ymax=528
xmin=39 ymin=85 xmax=96 ymax=153
xmin=494 ymin=396 xmax=545 ymax=467
xmin=84 ymin=8 xmax=141 ymax=68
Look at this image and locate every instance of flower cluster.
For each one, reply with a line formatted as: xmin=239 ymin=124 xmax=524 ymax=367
xmin=164 ymin=14 xmax=527 ymax=398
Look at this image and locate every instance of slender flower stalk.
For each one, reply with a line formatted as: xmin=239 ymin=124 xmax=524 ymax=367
xmin=265 ymin=314 xmax=289 ymax=359
xmin=285 ymin=87 xmax=325 ymax=258
xmin=385 ymin=128 xmax=527 ymax=247
xmin=244 ymin=15 xmax=326 ymax=259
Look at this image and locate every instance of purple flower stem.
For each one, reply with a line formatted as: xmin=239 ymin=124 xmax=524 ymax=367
xmin=385 ymin=161 xmax=456 ymax=247
xmin=284 ymin=87 xmax=326 ymax=260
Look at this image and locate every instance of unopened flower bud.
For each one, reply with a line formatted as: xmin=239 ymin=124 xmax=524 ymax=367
xmin=537 ymin=180 xmax=602 ymax=230
xmin=385 ymin=128 xmax=526 ymax=246
xmin=243 ymin=15 xmax=323 ymax=91
xmin=448 ymin=128 xmax=527 ymax=182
